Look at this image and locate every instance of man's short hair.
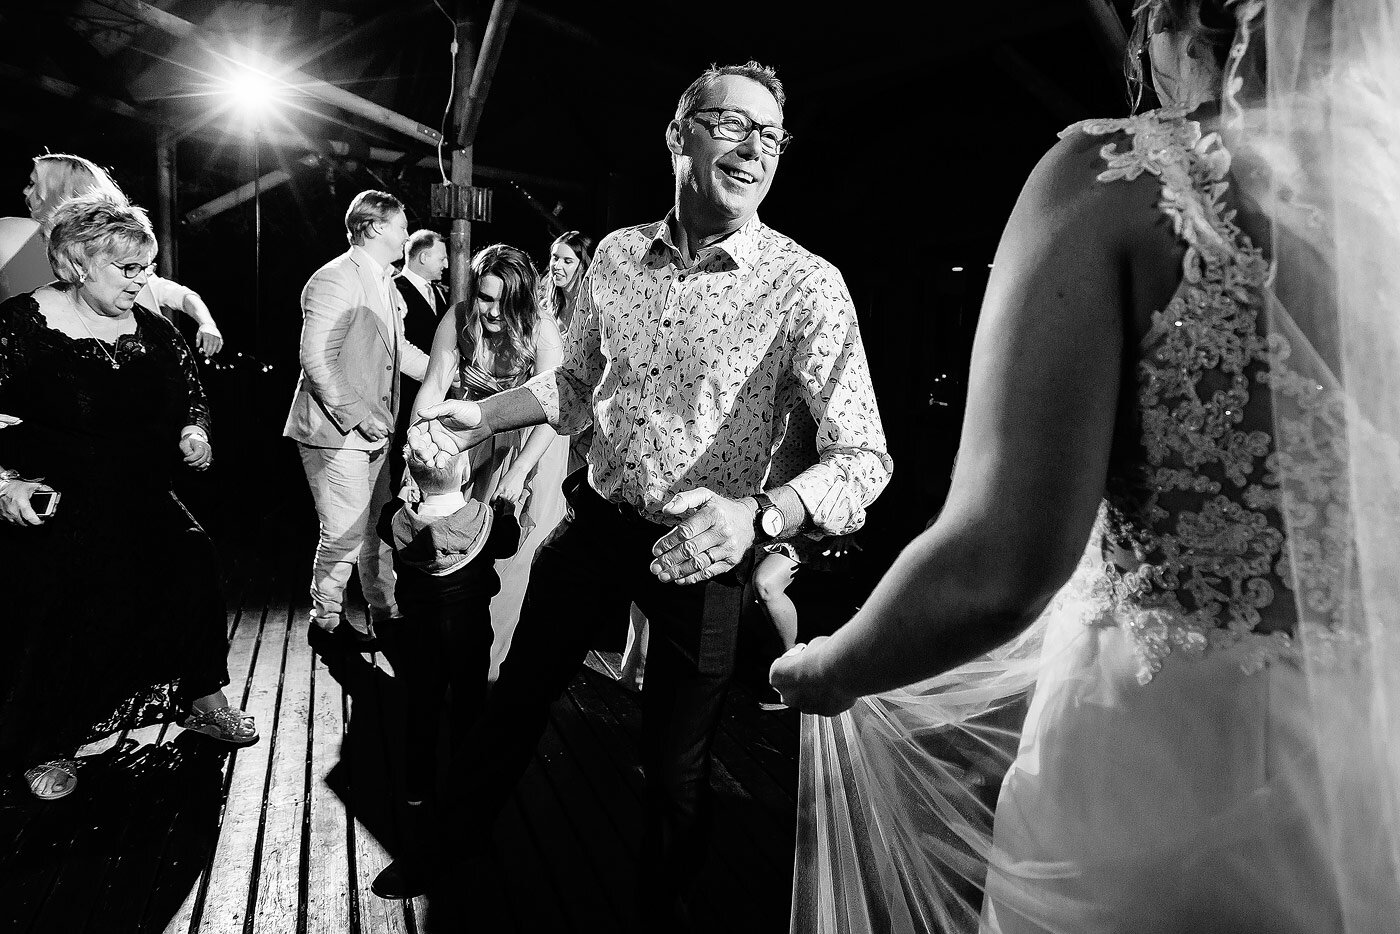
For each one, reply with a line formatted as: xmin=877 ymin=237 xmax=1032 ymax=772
xmin=344 ymin=190 xmax=404 ymax=246
xmin=674 ymin=61 xmax=786 ymax=121
xmin=405 ymin=229 xmax=445 ymax=262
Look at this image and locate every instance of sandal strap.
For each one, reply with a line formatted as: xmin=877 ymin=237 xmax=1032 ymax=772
xmin=186 ymin=706 xmax=257 ymax=736
xmin=24 ymin=758 xmax=79 ymax=782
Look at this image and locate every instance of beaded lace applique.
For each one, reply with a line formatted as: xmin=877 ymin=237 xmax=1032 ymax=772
xmin=1060 ymin=108 xmax=1301 ymax=683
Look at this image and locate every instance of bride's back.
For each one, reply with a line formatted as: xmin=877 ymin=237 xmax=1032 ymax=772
xmin=1062 ymin=105 xmax=1303 ymax=682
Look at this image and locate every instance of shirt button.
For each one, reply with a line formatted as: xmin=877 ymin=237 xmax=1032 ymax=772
xmin=381 ymin=396 xmax=389 ymax=402
xmin=635 ymin=416 xmax=646 ymax=427
xmin=662 ymin=319 xmax=671 ymax=328
xmin=650 ymin=367 xmax=659 ymax=377
xmin=385 ymin=365 xmax=392 ymax=371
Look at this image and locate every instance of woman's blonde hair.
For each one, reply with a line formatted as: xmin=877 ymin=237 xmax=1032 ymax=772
xmin=47 ymin=193 xmax=156 ymax=286
xmin=31 ymin=153 xmax=128 ymax=233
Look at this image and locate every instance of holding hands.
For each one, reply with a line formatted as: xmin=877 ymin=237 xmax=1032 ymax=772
xmin=768 ymin=637 xmax=858 ymax=717
xmin=649 ymin=487 xmax=756 ymax=585
xmin=408 ymin=400 xmax=490 ymax=468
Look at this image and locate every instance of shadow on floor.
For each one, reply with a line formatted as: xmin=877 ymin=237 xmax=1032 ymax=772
xmin=0 ymin=732 xmax=227 ymax=934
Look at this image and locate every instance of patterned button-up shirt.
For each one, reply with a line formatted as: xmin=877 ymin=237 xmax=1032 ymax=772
xmin=525 ymin=213 xmax=891 ymax=534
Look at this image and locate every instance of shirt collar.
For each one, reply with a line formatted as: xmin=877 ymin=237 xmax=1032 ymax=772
xmin=649 ymin=211 xmax=760 ymax=274
xmin=352 ymin=245 xmax=393 ymax=280
xmin=401 ymin=266 xmax=433 ymax=292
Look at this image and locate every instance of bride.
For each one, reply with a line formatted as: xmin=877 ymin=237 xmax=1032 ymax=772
xmin=772 ymin=1 xmax=1400 ymax=931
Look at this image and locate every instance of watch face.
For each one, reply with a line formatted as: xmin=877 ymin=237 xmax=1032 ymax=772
xmin=760 ymin=508 xmax=784 ymax=537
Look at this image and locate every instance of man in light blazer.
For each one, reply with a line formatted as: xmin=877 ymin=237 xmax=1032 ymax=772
xmin=284 ymin=190 xmax=430 ymax=647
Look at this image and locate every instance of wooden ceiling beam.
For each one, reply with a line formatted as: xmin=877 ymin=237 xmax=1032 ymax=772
xmin=456 ymin=0 xmax=517 ymax=147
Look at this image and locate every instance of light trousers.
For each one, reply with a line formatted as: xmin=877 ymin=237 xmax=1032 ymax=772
xmin=297 ymin=442 xmax=397 ymax=628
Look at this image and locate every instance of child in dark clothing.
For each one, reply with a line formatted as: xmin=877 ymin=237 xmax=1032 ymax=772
xmin=371 ymin=445 xmax=520 ymax=900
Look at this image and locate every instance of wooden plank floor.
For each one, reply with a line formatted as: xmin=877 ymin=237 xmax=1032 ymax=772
xmin=0 ymin=514 xmax=800 ymax=934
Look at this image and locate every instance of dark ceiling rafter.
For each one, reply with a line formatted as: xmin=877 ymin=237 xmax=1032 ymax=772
xmin=0 ymin=6 xmax=144 ymax=118
xmin=797 ymin=5 xmax=1085 ymax=100
xmin=991 ymin=45 xmax=1091 ymax=125
xmin=1081 ymin=0 xmax=1131 ymax=71
xmin=516 ymin=3 xmax=690 ymax=85
xmin=0 ymin=61 xmax=155 ymax=125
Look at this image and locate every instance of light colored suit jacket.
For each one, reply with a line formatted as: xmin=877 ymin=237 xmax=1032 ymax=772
xmin=283 ymin=247 xmax=429 ymax=450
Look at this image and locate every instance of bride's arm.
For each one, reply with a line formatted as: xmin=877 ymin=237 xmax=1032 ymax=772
xmin=774 ymin=133 xmax=1137 ymax=713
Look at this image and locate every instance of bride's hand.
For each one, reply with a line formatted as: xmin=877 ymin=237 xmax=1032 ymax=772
xmin=0 ymin=414 xmax=21 ymax=429
xmin=769 ymin=636 xmax=858 ymax=717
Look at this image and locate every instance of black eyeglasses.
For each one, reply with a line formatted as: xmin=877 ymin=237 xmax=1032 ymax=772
xmin=686 ymin=108 xmax=793 ymax=156
xmin=110 ymin=261 xmax=156 ymax=279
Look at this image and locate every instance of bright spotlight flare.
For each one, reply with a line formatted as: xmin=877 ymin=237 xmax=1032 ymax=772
xmin=222 ymin=60 xmax=285 ymax=122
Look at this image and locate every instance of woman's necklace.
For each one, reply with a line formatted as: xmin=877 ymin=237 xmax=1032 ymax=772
xmin=71 ymin=294 xmax=124 ymax=370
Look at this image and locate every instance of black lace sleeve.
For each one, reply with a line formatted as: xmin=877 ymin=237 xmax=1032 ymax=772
xmin=0 ymin=294 xmax=38 ymax=404
xmin=137 ymin=308 xmax=212 ymax=438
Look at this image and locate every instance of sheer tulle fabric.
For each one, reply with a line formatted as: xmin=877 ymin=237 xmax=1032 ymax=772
xmin=1230 ymin=0 xmax=1400 ymax=926
xmin=794 ymin=1 xmax=1400 ymax=931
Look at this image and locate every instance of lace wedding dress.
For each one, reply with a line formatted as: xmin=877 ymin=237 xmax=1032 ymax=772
xmin=985 ymin=107 xmax=1336 ymax=934
xmin=793 ymin=104 xmax=1372 ymax=934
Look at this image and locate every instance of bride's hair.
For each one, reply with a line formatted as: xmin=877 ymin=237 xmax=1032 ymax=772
xmin=1125 ymin=0 xmax=1243 ymax=110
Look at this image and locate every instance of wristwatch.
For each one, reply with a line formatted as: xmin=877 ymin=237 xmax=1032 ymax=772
xmin=752 ymin=491 xmax=785 ymax=543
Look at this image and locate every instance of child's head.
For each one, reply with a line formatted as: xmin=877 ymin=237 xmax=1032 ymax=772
xmin=405 ymin=443 xmax=471 ymax=495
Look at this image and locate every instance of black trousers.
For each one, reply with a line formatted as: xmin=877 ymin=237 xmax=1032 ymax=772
xmin=460 ymin=474 xmax=743 ymax=915
xmin=385 ymin=566 xmax=497 ymax=805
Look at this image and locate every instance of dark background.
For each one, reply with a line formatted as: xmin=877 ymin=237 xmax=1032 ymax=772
xmin=0 ymin=0 xmax=1140 ymax=640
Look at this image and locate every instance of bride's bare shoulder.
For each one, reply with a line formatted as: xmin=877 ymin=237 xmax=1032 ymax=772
xmin=1015 ymin=123 xmax=1165 ymax=244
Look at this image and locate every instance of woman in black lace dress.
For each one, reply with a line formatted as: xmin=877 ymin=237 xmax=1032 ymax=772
xmin=0 ymin=193 xmax=256 ymax=801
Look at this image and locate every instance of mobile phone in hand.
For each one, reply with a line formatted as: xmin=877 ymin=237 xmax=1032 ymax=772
xmin=29 ymin=489 xmax=59 ymax=518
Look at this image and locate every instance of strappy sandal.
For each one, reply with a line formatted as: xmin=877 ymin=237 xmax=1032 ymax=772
xmin=180 ymin=706 xmax=259 ymax=746
xmin=24 ymin=759 xmax=79 ymax=800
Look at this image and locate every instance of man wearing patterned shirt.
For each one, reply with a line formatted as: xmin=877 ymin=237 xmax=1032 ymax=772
xmin=409 ymin=62 xmax=890 ymax=922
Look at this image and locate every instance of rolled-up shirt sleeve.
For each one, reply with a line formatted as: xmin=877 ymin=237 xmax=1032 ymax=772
xmin=784 ymin=264 xmax=892 ymax=536
xmin=524 ymin=267 xmax=604 ymax=436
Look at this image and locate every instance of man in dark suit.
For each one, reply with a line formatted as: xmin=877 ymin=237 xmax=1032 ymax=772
xmin=391 ymin=229 xmax=449 ymax=489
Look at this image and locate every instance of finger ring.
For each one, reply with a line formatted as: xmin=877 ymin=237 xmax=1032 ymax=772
xmin=694 ymin=551 xmax=711 ymax=569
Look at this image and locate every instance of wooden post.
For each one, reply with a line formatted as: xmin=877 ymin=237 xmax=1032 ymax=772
xmin=448 ymin=6 xmax=478 ymax=306
xmin=155 ymin=134 xmax=178 ymax=277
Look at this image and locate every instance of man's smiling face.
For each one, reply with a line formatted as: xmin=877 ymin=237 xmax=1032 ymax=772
xmin=671 ymin=75 xmax=783 ymax=229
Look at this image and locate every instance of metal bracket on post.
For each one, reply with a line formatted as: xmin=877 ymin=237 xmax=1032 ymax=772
xmin=430 ymin=183 xmax=493 ymax=222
